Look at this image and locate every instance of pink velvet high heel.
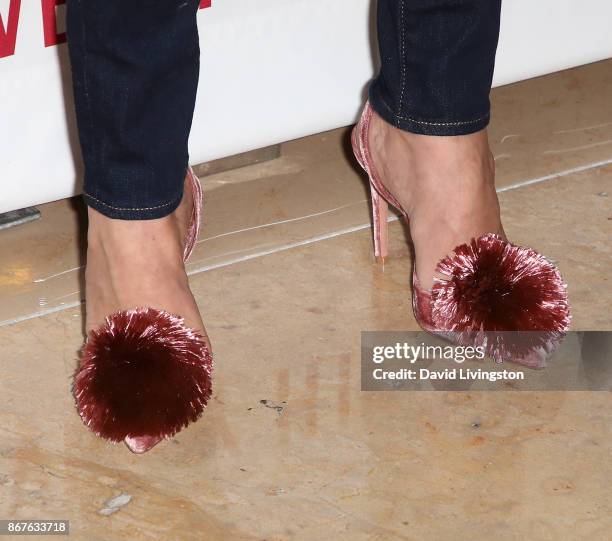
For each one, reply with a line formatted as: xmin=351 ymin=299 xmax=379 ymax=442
xmin=73 ymin=167 xmax=212 ymax=454
xmin=352 ymin=102 xmax=571 ymax=367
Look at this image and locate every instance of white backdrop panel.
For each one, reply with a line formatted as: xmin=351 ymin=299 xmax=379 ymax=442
xmin=1 ymin=0 xmax=611 ymax=214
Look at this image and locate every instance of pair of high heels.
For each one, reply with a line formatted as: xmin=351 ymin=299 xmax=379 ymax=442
xmin=73 ymin=105 xmax=570 ymax=453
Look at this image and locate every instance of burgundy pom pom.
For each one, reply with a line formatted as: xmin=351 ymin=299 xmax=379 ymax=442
xmin=430 ymin=234 xmax=570 ymax=364
xmin=73 ymin=308 xmax=213 ymax=442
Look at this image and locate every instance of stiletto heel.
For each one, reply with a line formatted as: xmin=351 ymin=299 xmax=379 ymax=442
xmin=352 ymin=103 xmax=404 ymax=266
xmin=73 ymin=166 xmax=213 ymax=454
xmin=370 ymin=182 xmax=388 ymax=265
xmin=351 ymin=102 xmax=570 ymax=366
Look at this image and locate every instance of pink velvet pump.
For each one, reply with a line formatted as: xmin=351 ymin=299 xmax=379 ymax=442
xmin=351 ymin=102 xmax=570 ymax=367
xmin=73 ymin=167 xmax=212 ymax=454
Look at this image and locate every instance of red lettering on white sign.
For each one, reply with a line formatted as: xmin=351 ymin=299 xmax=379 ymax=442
xmin=42 ymin=0 xmax=66 ymax=48
xmin=0 ymin=0 xmax=21 ymax=58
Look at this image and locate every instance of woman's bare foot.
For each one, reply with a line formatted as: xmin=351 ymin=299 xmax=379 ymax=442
xmin=367 ymin=109 xmax=505 ymax=289
xmin=84 ymin=175 xmax=210 ymax=351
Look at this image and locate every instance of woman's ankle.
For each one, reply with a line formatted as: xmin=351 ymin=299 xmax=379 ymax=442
xmin=86 ymin=174 xmax=192 ymax=254
xmin=369 ymin=110 xmax=496 ymax=209
xmin=368 ymin=110 xmax=504 ymax=288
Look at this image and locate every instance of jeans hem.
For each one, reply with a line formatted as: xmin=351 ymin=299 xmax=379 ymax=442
xmin=369 ymin=83 xmax=491 ymax=136
xmin=83 ymin=190 xmax=183 ymax=220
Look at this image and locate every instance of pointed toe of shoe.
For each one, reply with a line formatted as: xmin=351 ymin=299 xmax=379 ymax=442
xmin=124 ymin=435 xmax=163 ymax=454
xmin=74 ymin=308 xmax=213 ymax=449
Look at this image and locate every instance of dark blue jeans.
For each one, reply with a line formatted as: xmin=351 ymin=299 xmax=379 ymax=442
xmin=66 ymin=0 xmax=200 ymax=220
xmin=67 ymin=0 xmax=501 ymax=220
xmin=370 ymin=0 xmax=502 ymax=136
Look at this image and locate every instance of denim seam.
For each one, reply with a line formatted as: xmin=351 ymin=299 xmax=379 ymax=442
xmin=397 ymin=0 xmax=407 ymax=119
xmin=77 ymin=0 xmax=98 ymax=199
xmin=377 ymin=93 xmax=489 ymax=126
xmin=83 ymin=191 xmax=180 ymax=212
xmin=397 ymin=113 xmax=489 ymax=126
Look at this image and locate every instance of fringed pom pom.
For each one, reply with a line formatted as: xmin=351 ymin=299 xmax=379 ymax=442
xmin=431 ymin=234 xmax=570 ymax=364
xmin=73 ymin=308 xmax=213 ymax=442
